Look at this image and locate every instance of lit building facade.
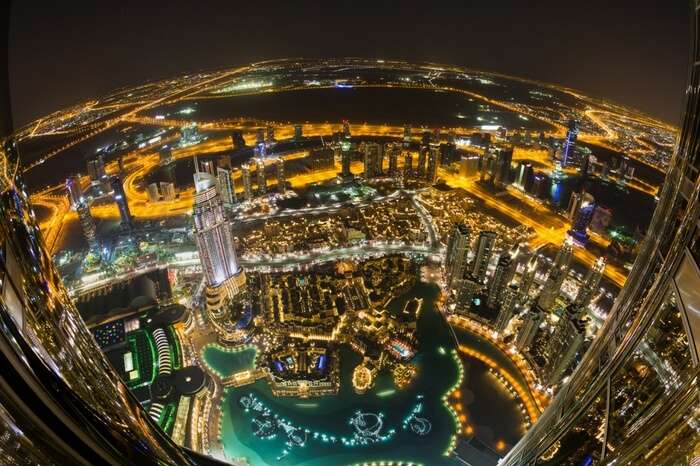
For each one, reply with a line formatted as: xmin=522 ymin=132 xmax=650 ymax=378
xmin=471 ymin=230 xmax=496 ymax=283
xmin=110 ymin=175 xmax=133 ymax=231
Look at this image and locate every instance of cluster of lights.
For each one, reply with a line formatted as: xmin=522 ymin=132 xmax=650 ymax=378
xmin=441 ymin=348 xmax=465 ymax=457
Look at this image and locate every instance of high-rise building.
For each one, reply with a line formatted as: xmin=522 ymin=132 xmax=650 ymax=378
xmin=200 ymin=160 xmax=215 ymax=175
xmin=445 ymin=223 xmax=471 ymax=288
xmin=110 ymin=175 xmax=133 ymax=231
xmin=294 ymin=124 xmax=303 ymax=141
xmin=403 ymin=152 xmax=413 ymax=180
xmin=416 ymin=147 xmax=428 ymax=178
xmin=193 ymin=170 xmax=243 ymax=288
xmin=340 ymin=143 xmax=352 ymax=180
xmin=493 ymin=147 xmax=513 ymax=187
xmin=216 ymin=167 xmax=235 ymax=206
xmin=241 ymin=163 xmax=253 ymax=201
xmin=542 ymin=304 xmax=587 ymax=386
xmin=495 ymin=283 xmax=519 ymax=333
xmin=455 ymin=274 xmax=481 ymax=316
xmin=86 ymin=154 xmax=106 ymax=184
xmin=363 ymin=143 xmax=377 ymax=179
xmin=427 ymin=146 xmax=440 ymax=183
xmin=342 ymin=120 xmax=351 ymax=139
xmin=403 ymin=124 xmax=411 ymax=147
xmin=231 ymin=130 xmax=246 ymax=149
xmin=147 ymin=182 xmax=160 ymax=203
xmin=275 ymin=158 xmax=286 ymax=193
xmin=561 ymin=119 xmax=579 ymax=167
xmin=471 ymin=231 xmax=496 ymax=283
xmin=65 ymin=175 xmax=83 ymax=208
xmin=256 ymin=128 xmax=265 ymax=145
xmin=487 ymin=251 xmax=515 ymax=309
xmin=573 ymin=257 xmax=606 ymax=309
xmin=159 ymin=147 xmax=173 ymax=165
xmin=388 ymin=144 xmax=399 ymax=178
xmin=515 ymin=304 xmax=543 ymax=351
xmin=310 ymin=147 xmax=335 ymax=171
xmin=159 ymin=181 xmax=176 ymax=201
xmin=569 ymin=194 xmax=596 ymax=244
xmin=375 ymin=144 xmax=384 ymax=176
xmin=537 ymin=237 xmax=573 ymax=309
xmin=590 ymin=205 xmax=613 ymax=234
xmin=519 ymin=254 xmax=540 ymax=301
xmin=256 ymin=159 xmax=267 ymax=195
xmin=266 ymin=126 xmax=275 ymax=144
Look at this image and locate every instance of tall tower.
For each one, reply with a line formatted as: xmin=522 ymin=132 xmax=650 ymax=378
xmin=67 ymin=177 xmax=98 ymax=252
xmin=569 ymin=194 xmax=596 ymax=244
xmin=561 ymin=118 xmax=579 ymax=167
xmin=403 ymin=152 xmax=413 ymax=180
xmin=403 ymin=124 xmax=411 ymax=147
xmin=455 ymin=275 xmax=481 ymax=316
xmin=256 ymin=159 xmax=267 ymax=195
xmin=519 ymin=254 xmax=540 ymax=301
xmin=487 ymin=251 xmax=515 ymax=309
xmin=216 ymin=167 xmax=235 ymax=206
xmin=445 ymin=223 xmax=471 ymax=288
xmin=537 ymin=237 xmax=573 ymax=309
xmin=573 ymin=257 xmax=606 ymax=309
xmin=543 ymin=304 xmax=587 ymax=386
xmin=241 ymin=164 xmax=253 ymax=201
xmin=427 ymin=146 xmax=440 ymax=183
xmin=363 ymin=143 xmax=376 ymax=179
xmin=495 ymin=283 xmax=519 ymax=333
xmin=471 ymin=231 xmax=497 ymax=283
xmin=515 ymin=304 xmax=543 ymax=351
xmin=110 ymin=175 xmax=133 ymax=232
xmin=340 ymin=142 xmax=352 ymax=180
xmin=388 ymin=144 xmax=399 ymax=178
xmin=294 ymin=124 xmax=303 ymax=141
xmin=416 ymin=146 xmax=428 ymax=178
xmin=275 ymin=158 xmax=286 ymax=193
xmin=192 ymin=170 xmax=244 ymax=290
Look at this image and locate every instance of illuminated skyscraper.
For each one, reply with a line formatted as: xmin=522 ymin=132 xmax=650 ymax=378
xmin=342 ymin=120 xmax=351 ymax=139
xmin=561 ymin=118 xmax=579 ymax=167
xmin=256 ymin=158 xmax=267 ymax=195
xmin=231 ymin=130 xmax=246 ymax=149
xmin=403 ymin=124 xmax=411 ymax=147
xmin=266 ymin=126 xmax=275 ymax=144
xmin=493 ymin=147 xmax=513 ymax=188
xmin=363 ymin=143 xmax=377 ymax=179
xmin=455 ymin=274 xmax=481 ymax=316
xmin=427 ymin=146 xmax=440 ymax=183
xmin=375 ymin=144 xmax=384 ymax=175
xmin=487 ymin=251 xmax=515 ymax=309
xmin=573 ymin=257 xmax=606 ymax=309
xmin=256 ymin=128 xmax=265 ymax=145
xmin=67 ymin=177 xmax=98 ymax=252
xmin=543 ymin=304 xmax=587 ymax=386
xmin=241 ymin=163 xmax=253 ymax=201
xmin=110 ymin=175 xmax=133 ymax=231
xmin=445 ymin=223 xmax=471 ymax=288
xmin=340 ymin=142 xmax=352 ymax=180
xmin=537 ymin=237 xmax=573 ymax=309
xmin=200 ymin=160 xmax=215 ymax=175
xmin=496 ymin=283 xmax=519 ymax=333
xmin=65 ymin=175 xmax=83 ymax=208
xmin=403 ymin=152 xmax=413 ymax=180
xmin=389 ymin=145 xmax=399 ymax=178
xmin=416 ymin=147 xmax=428 ymax=178
xmin=216 ymin=167 xmax=235 ymax=206
xmin=569 ymin=194 xmax=596 ymax=244
xmin=515 ymin=304 xmax=543 ymax=351
xmin=294 ymin=124 xmax=303 ymax=141
xmin=471 ymin=230 xmax=496 ymax=283
xmin=519 ymin=254 xmax=540 ymax=301
xmin=275 ymin=158 xmax=286 ymax=193
xmin=193 ymin=170 xmax=243 ymax=289
xmin=147 ymin=182 xmax=160 ymax=203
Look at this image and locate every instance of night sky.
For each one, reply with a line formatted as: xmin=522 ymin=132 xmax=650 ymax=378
xmin=9 ymin=1 xmax=690 ymax=127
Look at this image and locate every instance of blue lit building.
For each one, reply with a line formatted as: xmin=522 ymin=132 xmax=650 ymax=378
xmin=561 ymin=119 xmax=579 ymax=166
xmin=569 ymin=197 xmax=596 ymax=244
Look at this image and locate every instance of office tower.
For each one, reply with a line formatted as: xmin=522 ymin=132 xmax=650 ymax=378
xmin=256 ymin=159 xmax=267 ymax=195
xmin=403 ymin=152 xmax=413 ymax=180
xmin=110 ymin=175 xmax=133 ymax=231
xmin=159 ymin=147 xmax=173 ymax=165
xmin=218 ymin=155 xmax=232 ymax=170
xmin=471 ymin=231 xmax=497 ymax=283
xmin=65 ymin=175 xmax=83 ymax=208
xmin=569 ymin=194 xmax=596 ymax=243
xmin=501 ymin=32 xmax=700 ymax=463
xmin=147 ymin=182 xmax=160 ymax=203
xmin=340 ymin=143 xmax=352 ymax=180
xmin=86 ymin=154 xmax=106 ymax=184
xmin=275 ymin=158 xmax=286 ymax=193
xmin=294 ymin=124 xmax=303 ymax=141
xmin=193 ymin=169 xmax=243 ymax=288
xmin=387 ymin=144 xmax=399 ymax=178
xmin=561 ymin=119 xmax=579 ymax=167
xmin=487 ymin=251 xmax=515 ymax=309
xmin=363 ymin=143 xmax=377 ymax=179
xmin=530 ymin=172 xmax=550 ymax=199
xmin=310 ymin=147 xmax=334 ymax=171
xmin=537 ymin=237 xmax=573 ymax=309
xmin=403 ymin=124 xmax=411 ymax=147
xmin=515 ymin=304 xmax=543 ymax=351
xmin=427 ymin=146 xmax=440 ymax=183
xmin=266 ymin=126 xmax=275 ymax=144
xmin=241 ymin=163 xmax=253 ymax=201
xmin=567 ymin=191 xmax=583 ymax=221
xmin=455 ymin=274 xmax=481 ymax=316
xmin=256 ymin=128 xmax=265 ymax=145
xmin=180 ymin=122 xmax=199 ymax=145
xmin=231 ymin=130 xmax=246 ymax=149
xmin=493 ymin=147 xmax=513 ymax=187
xmin=216 ymin=167 xmax=235 ymax=206
xmin=417 ymin=147 xmax=428 ymax=178
xmin=375 ymin=144 xmax=385 ymax=175
xmin=543 ymin=304 xmax=587 ymax=386
xmin=342 ymin=120 xmax=351 ymax=139
xmin=590 ymin=205 xmax=613 ymax=234
xmin=573 ymin=257 xmax=605 ymax=309
xmin=519 ymin=254 xmax=540 ymax=301
xmin=200 ymin=160 xmax=215 ymax=175
xmin=495 ymin=283 xmax=519 ymax=333
xmin=159 ymin=181 xmax=176 ymax=201
xmin=445 ymin=223 xmax=471 ymax=288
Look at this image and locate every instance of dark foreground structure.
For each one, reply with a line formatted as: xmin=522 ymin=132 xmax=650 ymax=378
xmin=0 ymin=4 xmax=699 ymax=466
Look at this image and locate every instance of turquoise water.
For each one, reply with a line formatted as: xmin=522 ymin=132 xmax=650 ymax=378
xmin=203 ymin=345 xmax=258 ymax=377
xmin=217 ymin=282 xmax=523 ymax=465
